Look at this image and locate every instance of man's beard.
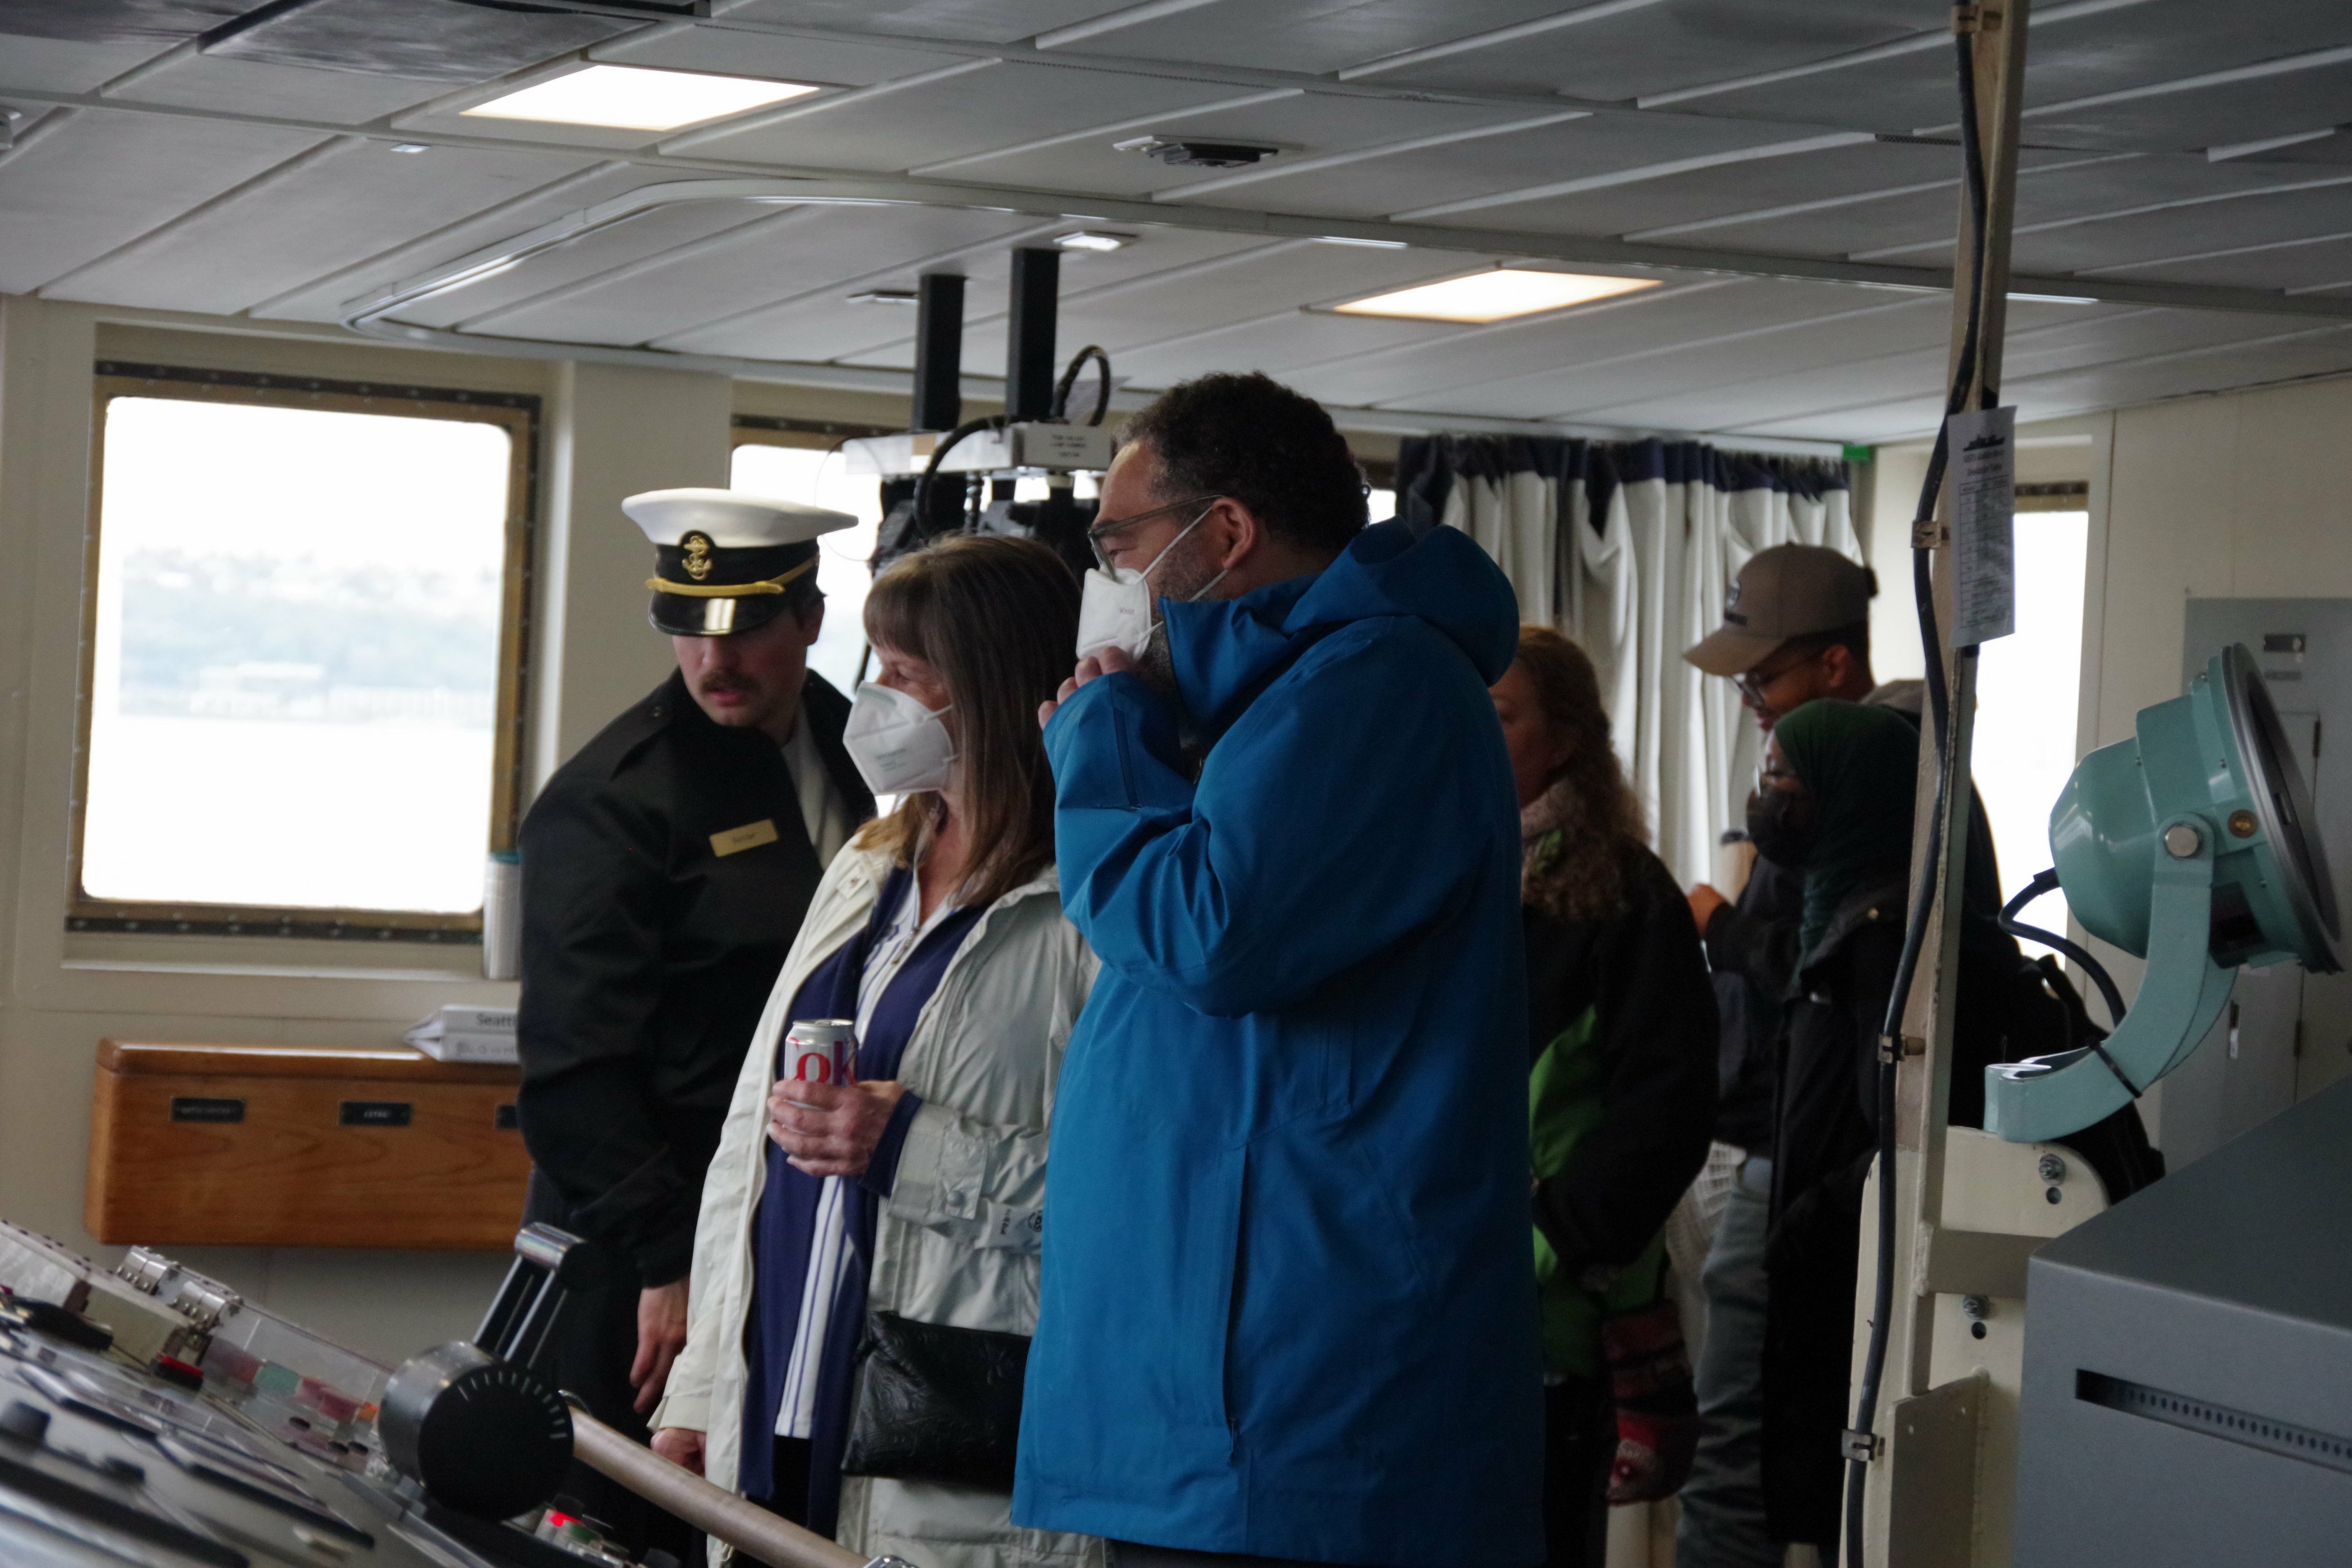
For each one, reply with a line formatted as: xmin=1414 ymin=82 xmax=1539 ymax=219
xmin=1138 ymin=530 xmax=1226 ymax=698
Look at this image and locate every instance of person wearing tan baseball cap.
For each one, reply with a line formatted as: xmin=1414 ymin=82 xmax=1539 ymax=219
xmin=1683 ymin=543 xmax=1880 ymax=726
xmin=1674 ymin=541 xmax=1882 ymax=1568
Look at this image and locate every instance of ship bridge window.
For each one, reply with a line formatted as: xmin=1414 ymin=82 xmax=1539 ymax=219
xmin=730 ymin=415 xmax=896 ymax=695
xmin=72 ymin=365 xmax=536 ymax=942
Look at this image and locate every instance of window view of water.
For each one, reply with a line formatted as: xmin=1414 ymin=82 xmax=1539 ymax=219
xmin=84 ymin=397 xmax=513 ymax=914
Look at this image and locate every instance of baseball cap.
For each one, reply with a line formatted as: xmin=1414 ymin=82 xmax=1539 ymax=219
xmin=1683 ymin=543 xmax=1877 ymax=676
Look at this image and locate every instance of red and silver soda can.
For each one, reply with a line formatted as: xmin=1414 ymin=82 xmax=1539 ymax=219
xmin=783 ymin=1019 xmax=856 ymax=1088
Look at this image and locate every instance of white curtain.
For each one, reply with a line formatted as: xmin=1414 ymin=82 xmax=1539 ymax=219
xmin=1404 ymin=437 xmax=1860 ymax=890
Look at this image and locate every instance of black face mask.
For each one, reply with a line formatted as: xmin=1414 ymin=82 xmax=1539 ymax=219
xmin=1746 ymin=787 xmax=1818 ymax=868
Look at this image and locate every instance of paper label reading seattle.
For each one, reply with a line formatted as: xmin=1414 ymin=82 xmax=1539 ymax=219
xmin=710 ymin=818 xmax=780 ymax=857
xmin=1948 ymin=405 xmax=2016 ymax=647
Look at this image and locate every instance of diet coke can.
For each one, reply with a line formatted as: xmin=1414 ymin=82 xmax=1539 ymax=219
xmin=783 ymin=1019 xmax=856 ymax=1090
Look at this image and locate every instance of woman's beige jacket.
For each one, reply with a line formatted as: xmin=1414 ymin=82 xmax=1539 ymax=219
xmin=654 ymin=840 xmax=1104 ymax=1568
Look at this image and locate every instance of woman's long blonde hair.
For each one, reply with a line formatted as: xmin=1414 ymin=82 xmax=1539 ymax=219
xmin=855 ymin=535 xmax=1079 ymax=907
xmin=1515 ymin=624 xmax=1649 ymax=922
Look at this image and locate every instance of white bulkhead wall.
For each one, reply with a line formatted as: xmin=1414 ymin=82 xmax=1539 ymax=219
xmin=0 ymin=294 xmax=743 ymax=1363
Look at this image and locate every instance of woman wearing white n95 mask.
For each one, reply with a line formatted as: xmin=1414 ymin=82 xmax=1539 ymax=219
xmin=651 ymin=535 xmax=1103 ymax=1568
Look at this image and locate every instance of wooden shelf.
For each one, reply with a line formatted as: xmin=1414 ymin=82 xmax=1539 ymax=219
xmin=87 ymin=1040 xmax=530 ymax=1251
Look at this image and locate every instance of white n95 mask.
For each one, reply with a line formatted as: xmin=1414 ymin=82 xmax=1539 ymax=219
xmin=1076 ymin=502 xmax=1227 ymax=663
xmin=843 ymin=682 xmax=957 ymax=795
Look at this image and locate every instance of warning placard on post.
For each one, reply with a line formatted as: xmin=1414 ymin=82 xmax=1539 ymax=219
xmin=1947 ymin=405 xmax=2016 ymax=646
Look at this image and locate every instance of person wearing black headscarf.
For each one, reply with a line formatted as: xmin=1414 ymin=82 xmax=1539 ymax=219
xmin=1749 ymin=700 xmax=1922 ymax=1549
xmin=1750 ymin=701 xmax=2159 ymax=1549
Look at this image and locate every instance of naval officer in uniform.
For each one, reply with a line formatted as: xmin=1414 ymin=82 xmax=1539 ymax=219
xmin=516 ymin=488 xmax=875 ymax=1558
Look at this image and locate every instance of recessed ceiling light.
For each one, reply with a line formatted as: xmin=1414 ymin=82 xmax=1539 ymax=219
xmin=1331 ymin=269 xmax=1661 ymax=323
xmin=848 ymin=289 xmax=920 ymax=305
xmin=388 ymin=142 xmax=430 ymax=154
xmin=1056 ymin=230 xmax=1135 ymax=253
xmin=461 ymin=65 xmax=819 ymax=132
xmin=1315 ymin=235 xmax=1409 ymax=249
xmin=2007 ymin=290 xmax=2099 ymax=305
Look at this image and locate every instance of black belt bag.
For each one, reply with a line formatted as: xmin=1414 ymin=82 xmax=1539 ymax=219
xmin=839 ymin=1311 xmax=1030 ymax=1491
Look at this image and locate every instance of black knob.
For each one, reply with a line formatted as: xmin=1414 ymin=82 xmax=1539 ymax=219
xmin=0 ymin=1400 xmax=50 ymax=1445
xmin=378 ymin=1342 xmax=572 ymax=1520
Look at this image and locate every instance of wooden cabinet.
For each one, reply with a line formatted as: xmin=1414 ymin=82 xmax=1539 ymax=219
xmin=86 ymin=1041 xmax=530 ymax=1250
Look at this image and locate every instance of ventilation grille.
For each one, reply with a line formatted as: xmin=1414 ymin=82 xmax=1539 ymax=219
xmin=2078 ymin=1370 xmax=2352 ymax=1476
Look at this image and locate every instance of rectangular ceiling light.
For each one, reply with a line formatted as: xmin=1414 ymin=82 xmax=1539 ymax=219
xmin=462 ymin=64 xmax=818 ymax=131
xmin=1332 ymin=268 xmax=1660 ymax=323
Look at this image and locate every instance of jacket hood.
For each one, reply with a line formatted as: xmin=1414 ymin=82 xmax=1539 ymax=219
xmin=1159 ymin=521 xmax=1521 ymax=734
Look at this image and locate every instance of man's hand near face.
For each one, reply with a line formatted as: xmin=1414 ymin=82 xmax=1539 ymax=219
xmin=1038 ymin=645 xmax=1138 ymax=729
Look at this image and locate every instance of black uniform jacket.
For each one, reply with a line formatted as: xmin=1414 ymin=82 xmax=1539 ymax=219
xmin=516 ymin=669 xmax=874 ymax=1288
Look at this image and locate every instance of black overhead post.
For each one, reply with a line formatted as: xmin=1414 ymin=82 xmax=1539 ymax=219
xmin=910 ymin=273 xmax=964 ymax=433
xmin=1003 ymin=247 xmax=1059 ymax=422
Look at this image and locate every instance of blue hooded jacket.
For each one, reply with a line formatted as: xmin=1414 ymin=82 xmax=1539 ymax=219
xmin=1014 ymin=522 xmax=1543 ymax=1568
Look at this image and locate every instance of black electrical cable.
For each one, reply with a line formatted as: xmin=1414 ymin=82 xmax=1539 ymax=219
xmin=1999 ymin=869 xmax=2129 ymax=1026
xmin=1843 ymin=25 xmax=1996 ymax=1564
xmin=910 ymin=414 xmax=1007 ymax=542
xmin=1051 ymin=345 xmax=1113 ymax=426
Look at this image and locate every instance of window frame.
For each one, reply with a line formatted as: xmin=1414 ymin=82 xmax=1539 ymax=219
xmin=69 ymin=361 xmax=540 ymax=943
xmin=729 ymin=413 xmax=899 ymax=456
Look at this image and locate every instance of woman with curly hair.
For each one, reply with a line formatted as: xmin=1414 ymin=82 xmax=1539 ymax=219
xmin=1491 ymin=625 xmax=1720 ymax=1568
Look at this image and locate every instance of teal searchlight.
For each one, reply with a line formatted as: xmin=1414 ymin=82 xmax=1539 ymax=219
xmin=1986 ymin=644 xmax=2343 ymax=1143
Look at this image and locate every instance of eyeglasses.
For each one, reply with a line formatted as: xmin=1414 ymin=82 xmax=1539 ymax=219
xmin=1735 ymin=646 xmax=1825 ymax=709
xmin=1084 ymin=493 xmax=1222 ymax=550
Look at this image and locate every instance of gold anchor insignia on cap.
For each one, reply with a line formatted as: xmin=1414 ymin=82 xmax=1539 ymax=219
xmin=680 ymin=530 xmax=715 ymax=581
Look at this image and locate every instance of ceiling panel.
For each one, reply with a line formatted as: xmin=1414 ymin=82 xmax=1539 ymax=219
xmin=832 ymin=236 xmax=1480 ymax=370
xmin=1698 ymin=152 xmax=2331 ymax=265
xmin=1305 ymin=279 xmax=1912 ymax=409
xmin=1688 ymin=306 xmax=2324 ymax=437
xmin=1361 ymin=0 xmax=1927 ymax=103
xmin=1052 ymin=240 xmax=1487 ymax=344
xmin=2008 ymin=178 xmax=2352 ymax=278
xmin=714 ymin=0 xmax=1162 ymax=48
xmin=45 ymin=138 xmax=609 ymax=315
xmin=1110 ymin=309 xmax=1455 ymax=390
xmin=1441 ymin=136 xmax=1964 ymax=240
xmin=1175 ymin=110 xmax=1838 ymax=220
xmin=251 ymin=162 xmax=683 ymax=323
xmin=0 ymin=0 xmax=251 ymax=45
xmin=1665 ymin=0 xmax=2352 ymax=138
xmin=915 ymin=91 xmax=1537 ymax=195
xmin=676 ymin=60 xmax=1255 ymax=170
xmin=2014 ymin=61 xmax=2352 ymax=156
xmin=488 ymin=202 xmax=1054 ymax=343
xmin=1365 ymin=286 xmax=1950 ymax=419
xmin=592 ymin=20 xmax=975 ymax=84
xmin=384 ymin=192 xmax=778 ymax=328
xmin=0 ymin=108 xmax=326 ymax=295
xmin=664 ymin=296 xmax=940 ymax=363
xmin=2092 ymin=233 xmax=2352 ymax=295
xmin=0 ymin=30 xmax=180 ymax=91
xmin=1996 ymin=322 xmax=2352 ymax=417
xmin=1036 ymin=0 xmax=1565 ymax=78
xmin=653 ymin=222 xmax=1279 ymax=356
xmin=656 ymin=223 xmax=1041 ymax=356
xmin=125 ymin=49 xmax=457 ymax=122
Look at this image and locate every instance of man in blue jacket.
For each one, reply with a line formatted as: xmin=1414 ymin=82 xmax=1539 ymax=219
xmin=1018 ymin=373 xmax=1543 ymax=1568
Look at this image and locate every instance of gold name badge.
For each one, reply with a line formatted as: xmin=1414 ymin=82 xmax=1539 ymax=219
xmin=710 ymin=818 xmax=780 ymax=857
